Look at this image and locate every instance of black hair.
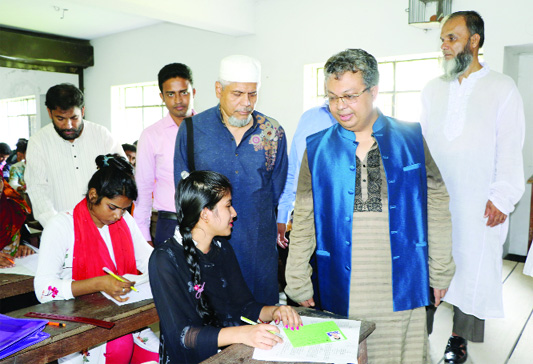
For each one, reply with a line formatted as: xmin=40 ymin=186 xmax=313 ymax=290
xmin=86 ymin=154 xmax=137 ymax=204
xmin=45 ymin=83 xmax=85 ymax=111
xmin=324 ymin=49 xmax=379 ymax=88
xmin=158 ymin=63 xmax=194 ymax=93
xmin=122 ymin=143 xmax=136 ymax=153
xmin=0 ymin=142 xmax=11 ymax=155
xmin=447 ymin=11 xmax=485 ymax=48
xmin=175 ymin=170 xmax=232 ymax=326
xmin=16 ymin=139 xmax=28 ymax=154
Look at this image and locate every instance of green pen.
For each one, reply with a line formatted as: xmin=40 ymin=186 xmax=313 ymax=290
xmin=240 ymin=316 xmax=283 ymax=338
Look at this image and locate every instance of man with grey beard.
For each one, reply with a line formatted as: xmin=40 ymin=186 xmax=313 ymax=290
xmin=173 ymin=55 xmax=288 ymax=305
xmin=420 ymin=11 xmax=525 ymax=364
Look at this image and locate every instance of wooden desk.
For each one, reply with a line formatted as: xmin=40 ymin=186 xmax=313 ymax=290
xmin=0 ymin=293 xmax=158 ymax=363
xmin=0 ymin=274 xmax=34 ymax=300
xmin=201 ymin=307 xmax=375 ymax=364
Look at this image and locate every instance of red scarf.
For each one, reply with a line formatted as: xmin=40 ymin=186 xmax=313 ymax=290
xmin=72 ymin=198 xmax=136 ymax=280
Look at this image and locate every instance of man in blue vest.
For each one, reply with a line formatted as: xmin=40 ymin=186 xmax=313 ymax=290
xmin=285 ymin=49 xmax=455 ymax=364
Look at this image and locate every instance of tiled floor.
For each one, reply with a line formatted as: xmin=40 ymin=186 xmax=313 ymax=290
xmin=429 ymin=260 xmax=533 ymax=364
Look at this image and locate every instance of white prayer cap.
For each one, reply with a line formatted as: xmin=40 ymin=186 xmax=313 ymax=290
xmin=219 ymin=55 xmax=261 ymax=84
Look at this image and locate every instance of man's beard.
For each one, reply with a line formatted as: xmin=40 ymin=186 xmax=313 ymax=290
xmin=227 ymin=113 xmax=252 ymax=127
xmin=441 ymin=44 xmax=474 ymax=82
xmin=54 ymin=121 xmax=84 ymax=141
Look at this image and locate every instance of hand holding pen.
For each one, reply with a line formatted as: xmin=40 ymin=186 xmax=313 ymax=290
xmin=0 ymin=252 xmax=15 ymax=268
xmin=101 ymin=267 xmax=137 ymax=301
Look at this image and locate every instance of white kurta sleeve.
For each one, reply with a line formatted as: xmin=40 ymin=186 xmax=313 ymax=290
xmin=25 ymin=138 xmax=58 ymax=228
xmin=285 ymin=151 xmax=316 ymax=303
xmin=488 ymin=86 xmax=525 ymax=214
xmin=123 ymin=212 xmax=153 ymax=274
xmin=34 ymin=213 xmax=75 ymax=303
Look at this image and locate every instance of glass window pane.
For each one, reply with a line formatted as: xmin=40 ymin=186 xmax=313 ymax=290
xmin=7 ymin=100 xmax=21 ymax=116
xmin=125 ymin=87 xmax=142 ymax=107
xmin=27 ymin=98 xmax=36 ymax=114
xmin=143 ymin=107 xmax=164 ymax=128
xmin=378 ymin=63 xmax=394 ymax=92
xmin=376 ymin=93 xmax=393 ymax=117
xmin=396 ymin=59 xmax=440 ymax=91
xmin=123 ymin=108 xmax=143 ymax=144
xmin=395 ymin=92 xmax=422 ymax=123
xmin=316 ymin=68 xmax=325 ymax=96
xmin=143 ymin=85 xmax=162 ymax=106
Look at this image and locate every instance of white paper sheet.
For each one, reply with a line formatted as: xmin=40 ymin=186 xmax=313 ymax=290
xmin=0 ymin=252 xmax=39 ymax=276
xmin=252 ymin=316 xmax=361 ymax=363
xmin=101 ymin=280 xmax=153 ymax=306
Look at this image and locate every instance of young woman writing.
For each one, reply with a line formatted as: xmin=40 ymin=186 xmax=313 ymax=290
xmin=149 ymin=170 xmax=301 ymax=363
xmin=34 ymin=154 xmax=158 ymax=364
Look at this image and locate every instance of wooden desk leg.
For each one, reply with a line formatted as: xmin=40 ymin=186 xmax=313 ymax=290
xmin=358 ymin=339 xmax=368 ymax=364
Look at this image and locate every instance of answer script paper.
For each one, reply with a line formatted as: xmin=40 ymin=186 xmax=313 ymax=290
xmin=0 ymin=252 xmax=39 ymax=276
xmin=252 ymin=316 xmax=361 ymax=363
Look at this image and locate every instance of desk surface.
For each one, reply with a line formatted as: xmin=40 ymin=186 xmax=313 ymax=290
xmin=0 ymin=274 xmax=34 ymax=300
xmin=201 ymin=307 xmax=375 ymax=364
xmin=0 ymin=293 xmax=158 ymax=364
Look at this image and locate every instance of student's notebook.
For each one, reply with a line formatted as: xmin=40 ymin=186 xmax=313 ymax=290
xmin=0 ymin=314 xmax=50 ymax=359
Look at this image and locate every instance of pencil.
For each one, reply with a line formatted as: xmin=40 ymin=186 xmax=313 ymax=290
xmin=102 ymin=267 xmax=139 ymax=292
xmin=240 ymin=316 xmax=282 ymax=337
xmin=5 ymin=257 xmax=15 ymax=265
xmin=47 ymin=322 xmax=66 ymax=327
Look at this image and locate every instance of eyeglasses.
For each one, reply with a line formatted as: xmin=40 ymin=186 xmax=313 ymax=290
xmin=326 ymin=87 xmax=370 ymax=105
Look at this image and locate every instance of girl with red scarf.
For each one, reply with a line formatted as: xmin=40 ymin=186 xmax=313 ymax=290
xmin=0 ymin=179 xmax=34 ymax=268
xmin=34 ymin=154 xmax=158 ymax=364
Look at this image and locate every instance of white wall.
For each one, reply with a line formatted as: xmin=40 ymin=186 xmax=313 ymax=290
xmin=85 ymin=0 xmax=533 ymax=141
xmin=507 ymin=53 xmax=533 ymax=255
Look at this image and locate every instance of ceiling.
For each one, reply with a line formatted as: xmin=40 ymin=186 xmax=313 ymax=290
xmin=0 ymin=0 xmax=257 ymax=40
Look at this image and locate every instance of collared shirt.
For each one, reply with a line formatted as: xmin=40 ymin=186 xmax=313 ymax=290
xmin=277 ymin=103 xmax=337 ymax=224
xmin=25 ymin=121 xmax=125 ymax=227
xmin=174 ymin=105 xmax=288 ymax=305
xmin=134 ymin=113 xmax=182 ymax=241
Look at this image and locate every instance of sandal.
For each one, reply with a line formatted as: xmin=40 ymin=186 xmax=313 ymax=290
xmin=444 ymin=335 xmax=468 ymax=363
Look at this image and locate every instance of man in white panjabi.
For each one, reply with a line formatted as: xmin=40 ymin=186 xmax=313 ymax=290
xmin=420 ymin=10 xmax=525 ymax=364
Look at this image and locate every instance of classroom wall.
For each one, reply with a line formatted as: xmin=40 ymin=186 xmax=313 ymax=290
xmin=84 ymin=0 xmax=533 ymax=254
xmin=85 ymin=0 xmax=533 ymax=140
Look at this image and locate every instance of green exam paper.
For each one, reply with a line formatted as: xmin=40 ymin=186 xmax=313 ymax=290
xmin=283 ymin=320 xmax=347 ymax=348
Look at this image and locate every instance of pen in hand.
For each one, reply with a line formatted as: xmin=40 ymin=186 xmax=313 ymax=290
xmin=241 ymin=316 xmax=283 ymax=338
xmin=102 ymin=267 xmax=139 ymax=292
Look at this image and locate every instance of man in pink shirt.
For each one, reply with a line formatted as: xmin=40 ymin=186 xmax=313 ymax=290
xmin=134 ymin=63 xmax=196 ymax=247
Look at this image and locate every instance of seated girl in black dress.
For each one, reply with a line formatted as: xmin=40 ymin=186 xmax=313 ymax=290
xmin=149 ymin=170 xmax=301 ymax=363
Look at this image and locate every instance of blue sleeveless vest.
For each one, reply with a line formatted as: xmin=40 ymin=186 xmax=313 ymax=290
xmin=306 ymin=114 xmax=430 ymax=316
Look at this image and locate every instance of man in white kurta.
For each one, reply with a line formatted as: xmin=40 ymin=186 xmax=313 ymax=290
xmin=26 ymin=84 xmax=124 ymax=227
xmin=420 ymin=10 xmax=525 ymax=363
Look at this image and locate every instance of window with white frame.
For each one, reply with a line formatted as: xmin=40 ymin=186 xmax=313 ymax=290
xmin=304 ymin=53 xmax=451 ymax=122
xmin=0 ymin=95 xmax=36 ymax=147
xmin=111 ymin=82 xmax=166 ymax=144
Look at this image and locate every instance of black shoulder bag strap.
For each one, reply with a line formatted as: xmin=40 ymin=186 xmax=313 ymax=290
xmin=185 ymin=117 xmax=195 ymax=172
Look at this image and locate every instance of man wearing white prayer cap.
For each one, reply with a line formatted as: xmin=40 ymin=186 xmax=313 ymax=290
xmin=173 ymin=55 xmax=288 ymax=305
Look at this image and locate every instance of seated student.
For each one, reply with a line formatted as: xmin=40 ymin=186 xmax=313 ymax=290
xmin=149 ymin=170 xmax=302 ymax=364
xmin=0 ymin=179 xmax=34 ymax=268
xmin=0 ymin=142 xmax=11 ymax=181
xmin=9 ymin=138 xmax=28 ymax=193
xmin=34 ymin=154 xmax=158 ymax=364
